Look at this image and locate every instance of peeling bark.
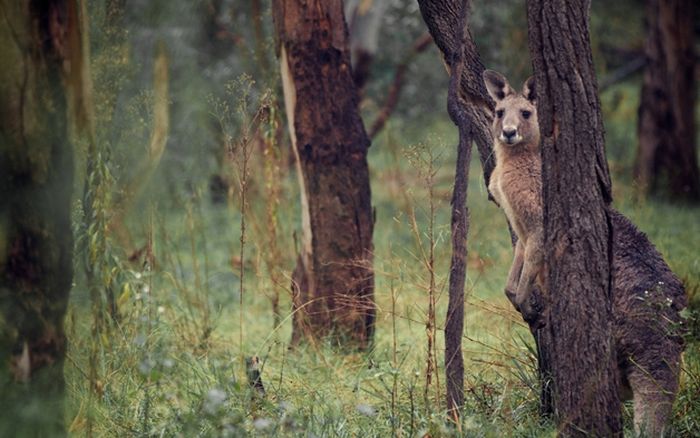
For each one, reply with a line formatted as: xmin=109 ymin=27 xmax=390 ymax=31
xmin=273 ymin=0 xmax=375 ymax=348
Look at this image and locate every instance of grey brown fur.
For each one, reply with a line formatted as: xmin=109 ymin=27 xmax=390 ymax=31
xmin=484 ymin=70 xmax=687 ymax=436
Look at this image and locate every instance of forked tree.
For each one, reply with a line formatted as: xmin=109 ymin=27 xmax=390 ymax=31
xmin=635 ymin=0 xmax=699 ymax=202
xmin=527 ymin=0 xmax=622 ymax=435
xmin=0 ymin=0 xmax=81 ymax=434
xmin=272 ymin=0 xmax=375 ymax=348
xmin=417 ymin=0 xmax=522 ymax=416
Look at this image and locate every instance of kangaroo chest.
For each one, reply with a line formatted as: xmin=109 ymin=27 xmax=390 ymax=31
xmin=488 ymin=158 xmax=541 ymax=241
xmin=489 ymin=170 xmax=521 ymax=237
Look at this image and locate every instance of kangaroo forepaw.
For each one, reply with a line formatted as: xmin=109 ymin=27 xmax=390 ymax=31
xmin=507 ymin=289 xmax=546 ymax=329
xmin=516 ymin=295 xmax=545 ymax=330
xmin=522 ymin=307 xmax=545 ymax=330
xmin=521 ymin=295 xmax=546 ymax=329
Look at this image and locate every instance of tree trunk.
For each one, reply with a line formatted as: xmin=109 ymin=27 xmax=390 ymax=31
xmin=0 ymin=0 xmax=77 ymax=434
xmin=635 ymin=0 xmax=699 ymax=202
xmin=527 ymin=0 xmax=622 ymax=435
xmin=443 ymin=61 xmax=472 ymax=416
xmin=273 ymin=0 xmax=375 ymax=349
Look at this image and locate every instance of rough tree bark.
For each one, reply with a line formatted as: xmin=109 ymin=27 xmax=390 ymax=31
xmin=527 ymin=0 xmax=622 ymax=435
xmin=0 ymin=0 xmax=78 ymax=434
xmin=442 ymin=57 xmax=472 ymax=417
xmin=635 ymin=0 xmax=699 ymax=202
xmin=273 ymin=0 xmax=375 ymax=349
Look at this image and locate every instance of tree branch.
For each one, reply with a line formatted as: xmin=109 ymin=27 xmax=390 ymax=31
xmin=368 ymin=32 xmax=433 ymax=138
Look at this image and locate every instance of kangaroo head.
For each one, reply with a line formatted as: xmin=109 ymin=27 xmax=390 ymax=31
xmin=483 ymin=70 xmax=539 ymax=149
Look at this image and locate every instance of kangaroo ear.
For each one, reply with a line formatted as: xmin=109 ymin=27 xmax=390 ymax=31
xmin=483 ymin=70 xmax=514 ymax=102
xmin=522 ymin=76 xmax=536 ymax=102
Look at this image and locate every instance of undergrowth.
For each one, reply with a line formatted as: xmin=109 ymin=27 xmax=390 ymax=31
xmin=63 ymin=112 xmax=700 ymax=437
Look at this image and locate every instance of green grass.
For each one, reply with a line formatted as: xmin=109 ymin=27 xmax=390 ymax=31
xmin=62 ymin=111 xmax=700 ymax=437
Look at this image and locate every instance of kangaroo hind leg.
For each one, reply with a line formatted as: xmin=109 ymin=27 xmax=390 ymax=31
xmin=628 ymin=361 xmax=679 ymax=437
xmin=505 ymin=240 xmax=524 ymax=308
xmin=514 ymin=232 xmax=543 ymax=324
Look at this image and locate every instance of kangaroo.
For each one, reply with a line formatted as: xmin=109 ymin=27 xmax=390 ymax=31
xmin=483 ymin=70 xmax=542 ymax=324
xmin=483 ymin=70 xmax=687 ymax=436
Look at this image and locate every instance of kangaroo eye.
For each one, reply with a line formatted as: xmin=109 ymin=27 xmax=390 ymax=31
xmin=521 ymin=110 xmax=531 ymax=119
xmin=496 ymin=109 xmax=504 ymax=119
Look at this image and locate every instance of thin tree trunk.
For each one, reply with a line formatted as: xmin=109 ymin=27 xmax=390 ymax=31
xmin=0 ymin=1 xmax=78 ymax=434
xmin=635 ymin=0 xmax=699 ymax=202
xmin=527 ymin=0 xmax=622 ymax=435
xmin=443 ymin=58 xmax=472 ymax=417
xmin=273 ymin=0 xmax=375 ymax=349
xmin=416 ymin=0 xmax=487 ymax=416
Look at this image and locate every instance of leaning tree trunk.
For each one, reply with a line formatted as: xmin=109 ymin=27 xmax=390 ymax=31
xmin=0 ymin=0 xmax=78 ymax=435
xmin=635 ymin=0 xmax=699 ymax=202
xmin=273 ymin=0 xmax=375 ymax=349
xmin=527 ymin=0 xmax=622 ymax=435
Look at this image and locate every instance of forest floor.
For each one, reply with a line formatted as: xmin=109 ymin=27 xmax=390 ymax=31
xmin=62 ymin=101 xmax=700 ymax=436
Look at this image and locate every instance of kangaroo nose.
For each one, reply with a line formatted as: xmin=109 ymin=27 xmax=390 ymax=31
xmin=503 ymin=128 xmax=517 ymax=140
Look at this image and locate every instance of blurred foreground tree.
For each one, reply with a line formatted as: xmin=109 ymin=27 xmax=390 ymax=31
xmin=635 ymin=0 xmax=699 ymax=202
xmin=527 ymin=0 xmax=622 ymax=435
xmin=0 ymin=0 xmax=81 ymax=434
xmin=273 ymin=0 xmax=375 ymax=349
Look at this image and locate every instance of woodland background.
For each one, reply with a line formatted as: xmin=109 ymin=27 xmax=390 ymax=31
xmin=1 ymin=0 xmax=699 ymax=436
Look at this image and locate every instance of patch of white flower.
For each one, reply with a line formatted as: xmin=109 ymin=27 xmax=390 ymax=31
xmin=253 ymin=418 xmax=273 ymax=430
xmin=203 ymin=388 xmax=227 ymax=414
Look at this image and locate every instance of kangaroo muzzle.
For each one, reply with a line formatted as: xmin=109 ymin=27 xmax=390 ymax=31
xmin=500 ymin=126 xmax=521 ymax=144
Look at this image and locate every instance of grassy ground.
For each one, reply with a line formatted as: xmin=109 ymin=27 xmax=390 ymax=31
xmin=62 ymin=102 xmax=700 ymax=437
